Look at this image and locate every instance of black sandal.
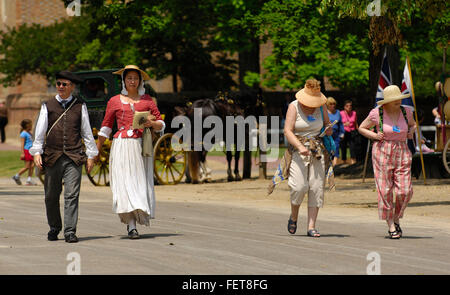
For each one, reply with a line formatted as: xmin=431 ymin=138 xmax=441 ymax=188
xmin=394 ymin=223 xmax=403 ymax=237
xmin=287 ymin=216 xmax=297 ymax=234
xmin=127 ymin=226 xmax=140 ymax=239
xmin=307 ymin=229 xmax=321 ymax=237
xmin=388 ymin=230 xmax=401 ymax=239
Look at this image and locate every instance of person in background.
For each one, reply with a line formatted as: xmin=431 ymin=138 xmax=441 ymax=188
xmin=414 ymin=109 xmax=434 ymax=154
xmin=432 ymin=107 xmax=442 ymax=125
xmin=326 ymin=97 xmax=345 ymax=166
xmin=12 ymin=119 xmax=36 ymax=185
xmin=0 ymin=99 xmax=8 ymax=143
xmin=340 ymin=99 xmax=358 ymax=165
xmin=358 ymin=85 xmax=416 ymax=239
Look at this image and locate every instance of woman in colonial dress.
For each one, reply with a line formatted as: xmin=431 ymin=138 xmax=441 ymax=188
xmin=96 ymin=65 xmax=165 ymax=239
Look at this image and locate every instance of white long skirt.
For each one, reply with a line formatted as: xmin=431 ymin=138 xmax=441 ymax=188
xmin=109 ymin=136 xmax=155 ymax=226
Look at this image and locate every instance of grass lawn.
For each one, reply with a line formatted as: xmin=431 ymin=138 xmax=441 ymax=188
xmin=0 ymin=151 xmax=24 ymax=178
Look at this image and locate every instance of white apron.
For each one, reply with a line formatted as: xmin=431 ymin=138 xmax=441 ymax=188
xmin=109 ymin=135 xmax=155 ymax=225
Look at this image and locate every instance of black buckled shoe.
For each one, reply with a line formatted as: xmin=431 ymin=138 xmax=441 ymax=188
xmin=48 ymin=229 xmax=59 ymax=241
xmin=65 ymin=233 xmax=79 ymax=243
xmin=127 ymin=226 xmax=140 ymax=239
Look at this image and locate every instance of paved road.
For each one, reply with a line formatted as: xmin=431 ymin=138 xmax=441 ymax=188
xmin=1 ymin=178 xmax=450 ymax=275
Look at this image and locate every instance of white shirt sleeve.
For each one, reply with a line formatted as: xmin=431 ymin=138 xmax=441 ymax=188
xmin=29 ymin=103 xmax=48 ymax=156
xmin=80 ymin=103 xmax=99 ymax=159
xmin=98 ymin=126 xmax=112 ymax=138
xmin=157 ymin=120 xmax=166 ymax=133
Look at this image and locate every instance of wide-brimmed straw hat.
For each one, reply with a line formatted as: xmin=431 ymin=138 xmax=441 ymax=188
xmin=295 ymin=79 xmax=327 ymax=108
xmin=113 ymin=65 xmax=151 ymax=81
xmin=377 ymin=85 xmax=409 ymax=106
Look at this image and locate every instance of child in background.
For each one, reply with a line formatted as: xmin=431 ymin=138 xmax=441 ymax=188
xmin=12 ymin=119 xmax=36 ymax=185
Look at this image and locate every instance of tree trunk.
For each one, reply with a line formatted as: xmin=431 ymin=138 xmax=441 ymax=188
xmin=172 ymin=51 xmax=178 ymax=93
xmin=239 ymin=37 xmax=260 ymax=179
xmin=368 ymin=46 xmax=383 ymax=107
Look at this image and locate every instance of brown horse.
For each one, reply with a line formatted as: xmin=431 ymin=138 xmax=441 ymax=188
xmin=174 ymin=98 xmax=218 ymax=184
xmin=214 ymin=93 xmax=245 ymax=181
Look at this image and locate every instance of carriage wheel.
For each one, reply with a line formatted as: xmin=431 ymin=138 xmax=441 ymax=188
xmin=153 ymin=133 xmax=187 ymax=185
xmin=87 ymin=138 xmax=111 ymax=186
xmin=443 ymin=139 xmax=450 ymax=175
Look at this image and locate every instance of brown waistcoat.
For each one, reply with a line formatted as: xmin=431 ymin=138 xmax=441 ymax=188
xmin=42 ymin=97 xmax=87 ymax=167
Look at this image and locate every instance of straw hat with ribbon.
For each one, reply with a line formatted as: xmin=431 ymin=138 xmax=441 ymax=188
xmin=377 ymin=85 xmax=410 ymax=106
xmin=113 ymin=65 xmax=151 ymax=96
xmin=295 ymin=79 xmax=327 ymax=108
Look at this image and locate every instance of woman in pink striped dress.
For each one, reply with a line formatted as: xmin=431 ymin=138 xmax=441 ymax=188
xmin=358 ymin=85 xmax=416 ymax=239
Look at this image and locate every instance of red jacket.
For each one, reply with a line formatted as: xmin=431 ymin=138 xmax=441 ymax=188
xmin=101 ymin=94 xmax=163 ymax=139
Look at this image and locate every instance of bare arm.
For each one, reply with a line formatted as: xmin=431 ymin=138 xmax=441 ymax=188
xmin=321 ymin=105 xmax=333 ymax=136
xmin=284 ymin=104 xmax=309 ymax=156
xmin=358 ymin=116 xmax=384 ymax=141
xmin=96 ymin=136 xmax=107 ymax=156
xmin=20 ymin=137 xmax=25 ymax=158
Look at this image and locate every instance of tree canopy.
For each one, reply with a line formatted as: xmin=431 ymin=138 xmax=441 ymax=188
xmin=0 ymin=18 xmax=89 ymax=86
xmin=0 ymin=0 xmax=447 ymax=101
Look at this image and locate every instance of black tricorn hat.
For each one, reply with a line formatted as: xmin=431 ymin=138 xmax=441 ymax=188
xmin=55 ymin=70 xmax=83 ymax=84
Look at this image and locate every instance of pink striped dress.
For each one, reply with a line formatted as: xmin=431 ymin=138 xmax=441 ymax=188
xmin=368 ymin=106 xmax=414 ymax=220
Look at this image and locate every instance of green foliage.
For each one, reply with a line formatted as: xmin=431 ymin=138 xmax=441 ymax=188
xmin=0 ymin=18 xmax=90 ymax=86
xmin=321 ymin=0 xmax=449 ymax=98
xmin=0 ymin=0 xmax=447 ymax=98
xmin=81 ymin=0 xmax=237 ymax=91
xmin=252 ymin=0 xmax=369 ymax=91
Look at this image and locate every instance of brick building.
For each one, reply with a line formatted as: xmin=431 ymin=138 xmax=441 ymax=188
xmin=0 ymin=0 xmax=69 ymax=144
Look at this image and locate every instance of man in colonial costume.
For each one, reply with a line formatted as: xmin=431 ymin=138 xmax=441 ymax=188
xmin=31 ymin=70 xmax=98 ymax=243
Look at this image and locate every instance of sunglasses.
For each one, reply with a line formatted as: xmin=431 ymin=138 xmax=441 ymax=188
xmin=56 ymin=81 xmax=71 ymax=87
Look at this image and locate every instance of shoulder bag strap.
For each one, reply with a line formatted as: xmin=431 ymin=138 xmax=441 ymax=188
xmin=379 ymin=106 xmax=409 ymax=134
xmin=378 ymin=107 xmax=383 ymax=133
xmin=400 ymin=106 xmax=409 ymax=133
xmin=46 ymin=98 xmax=78 ymax=138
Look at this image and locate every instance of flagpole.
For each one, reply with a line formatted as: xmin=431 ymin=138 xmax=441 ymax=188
xmin=363 ymin=48 xmax=387 ymax=183
xmin=362 ymin=139 xmax=370 ymax=183
xmin=407 ymin=56 xmax=426 ymax=184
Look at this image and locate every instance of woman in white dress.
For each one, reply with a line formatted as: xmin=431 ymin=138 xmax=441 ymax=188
xmin=96 ymin=65 xmax=165 ymax=239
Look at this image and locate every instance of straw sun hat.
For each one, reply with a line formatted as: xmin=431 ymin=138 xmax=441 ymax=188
xmin=113 ymin=65 xmax=151 ymax=96
xmin=376 ymin=85 xmax=409 ymax=106
xmin=113 ymin=65 xmax=151 ymax=81
xmin=295 ymin=79 xmax=327 ymax=108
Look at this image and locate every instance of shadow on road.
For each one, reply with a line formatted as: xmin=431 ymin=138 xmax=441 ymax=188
xmin=119 ymin=233 xmax=182 ymax=240
xmin=341 ymin=201 xmax=450 ymax=208
xmin=78 ymin=235 xmax=114 ymax=242
xmin=0 ymin=190 xmax=42 ymax=196
xmin=408 ymin=201 xmax=450 ymax=207
xmin=382 ymin=236 xmax=433 ymax=240
xmin=317 ymin=234 xmax=351 ymax=238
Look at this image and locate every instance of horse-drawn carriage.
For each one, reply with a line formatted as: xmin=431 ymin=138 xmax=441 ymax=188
xmin=37 ymin=69 xmax=187 ymax=186
xmin=411 ymin=73 xmax=450 ymax=179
